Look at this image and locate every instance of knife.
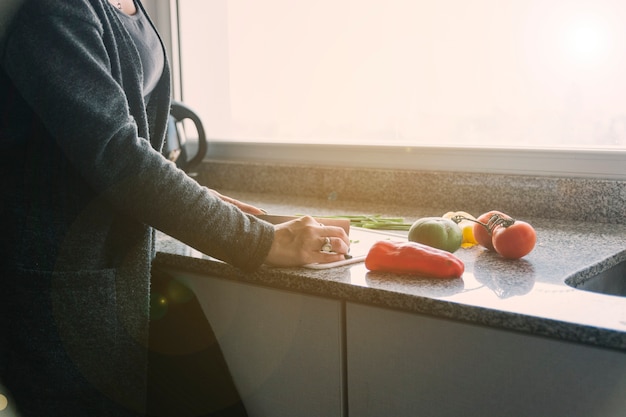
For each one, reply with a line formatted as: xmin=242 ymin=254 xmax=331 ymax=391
xmin=256 ymin=214 xmax=351 ymax=235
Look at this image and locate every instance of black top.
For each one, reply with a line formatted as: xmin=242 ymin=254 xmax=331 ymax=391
xmin=114 ymin=1 xmax=164 ymax=99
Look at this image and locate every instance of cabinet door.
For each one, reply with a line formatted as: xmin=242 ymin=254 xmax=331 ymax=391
xmin=176 ymin=271 xmax=344 ymax=417
xmin=347 ymin=302 xmax=626 ymax=417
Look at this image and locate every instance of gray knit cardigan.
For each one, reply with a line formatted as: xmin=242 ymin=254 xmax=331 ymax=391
xmin=0 ymin=0 xmax=273 ymax=415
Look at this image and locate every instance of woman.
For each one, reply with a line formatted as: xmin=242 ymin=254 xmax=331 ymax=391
xmin=0 ymin=0 xmax=350 ymax=415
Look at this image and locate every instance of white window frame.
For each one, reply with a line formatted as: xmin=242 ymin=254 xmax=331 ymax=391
xmin=147 ymin=0 xmax=626 ymax=180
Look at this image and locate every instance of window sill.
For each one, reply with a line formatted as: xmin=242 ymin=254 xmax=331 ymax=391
xmin=206 ymin=142 xmax=626 ymax=180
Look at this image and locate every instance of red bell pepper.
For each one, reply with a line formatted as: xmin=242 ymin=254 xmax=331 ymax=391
xmin=365 ymin=240 xmax=464 ymax=278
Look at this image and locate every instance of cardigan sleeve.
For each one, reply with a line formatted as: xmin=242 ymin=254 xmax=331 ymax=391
xmin=2 ymin=1 xmax=273 ymax=271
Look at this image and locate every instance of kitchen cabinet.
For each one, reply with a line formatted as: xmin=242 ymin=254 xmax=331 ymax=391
xmin=176 ymin=271 xmax=345 ymax=417
xmin=346 ymin=302 xmax=626 ymax=417
xmin=147 ymin=268 xmax=247 ymax=417
xmin=164 ymin=266 xmax=626 ymax=417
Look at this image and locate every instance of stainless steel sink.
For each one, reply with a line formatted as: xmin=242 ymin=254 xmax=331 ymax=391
xmin=566 ymin=259 xmax=626 ymax=297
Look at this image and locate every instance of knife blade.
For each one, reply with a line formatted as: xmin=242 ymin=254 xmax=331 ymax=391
xmin=256 ymin=214 xmax=351 ymax=235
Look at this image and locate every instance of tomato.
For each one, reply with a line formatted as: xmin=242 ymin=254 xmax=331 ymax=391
xmin=491 ymin=220 xmax=536 ymax=259
xmin=473 ymin=210 xmax=505 ymax=251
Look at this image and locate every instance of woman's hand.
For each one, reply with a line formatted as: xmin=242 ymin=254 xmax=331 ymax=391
xmin=265 ymin=216 xmax=351 ymax=266
xmin=208 ymin=188 xmax=266 ymax=215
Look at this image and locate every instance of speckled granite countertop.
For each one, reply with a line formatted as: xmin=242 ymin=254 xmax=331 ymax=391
xmin=154 ymin=189 xmax=626 ymax=353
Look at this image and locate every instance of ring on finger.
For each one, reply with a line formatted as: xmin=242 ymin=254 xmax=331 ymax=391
xmin=321 ymin=237 xmax=333 ymax=253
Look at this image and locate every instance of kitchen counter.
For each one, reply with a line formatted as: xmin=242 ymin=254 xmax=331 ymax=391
xmin=154 ymin=190 xmax=626 ymax=353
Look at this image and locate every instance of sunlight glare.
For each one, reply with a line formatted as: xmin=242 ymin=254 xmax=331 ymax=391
xmin=561 ymin=15 xmax=611 ymax=66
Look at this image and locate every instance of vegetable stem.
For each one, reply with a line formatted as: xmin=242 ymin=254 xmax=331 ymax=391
xmin=302 ymin=214 xmax=413 ymax=231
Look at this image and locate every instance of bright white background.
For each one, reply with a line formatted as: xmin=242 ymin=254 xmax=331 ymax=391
xmin=151 ymin=0 xmax=626 ymax=178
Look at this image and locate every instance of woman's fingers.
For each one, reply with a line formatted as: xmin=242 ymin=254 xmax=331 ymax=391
xmin=304 ymin=217 xmax=350 ymax=255
xmin=319 ymin=235 xmax=350 ymax=255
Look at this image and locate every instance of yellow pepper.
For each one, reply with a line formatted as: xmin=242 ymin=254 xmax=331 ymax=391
xmin=442 ymin=211 xmax=478 ymax=248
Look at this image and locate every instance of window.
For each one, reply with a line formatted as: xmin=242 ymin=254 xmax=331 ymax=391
xmin=159 ymin=0 xmax=626 ymax=179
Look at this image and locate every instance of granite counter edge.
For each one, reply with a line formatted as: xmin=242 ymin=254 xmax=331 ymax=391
xmin=152 ymin=251 xmax=626 ymax=353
